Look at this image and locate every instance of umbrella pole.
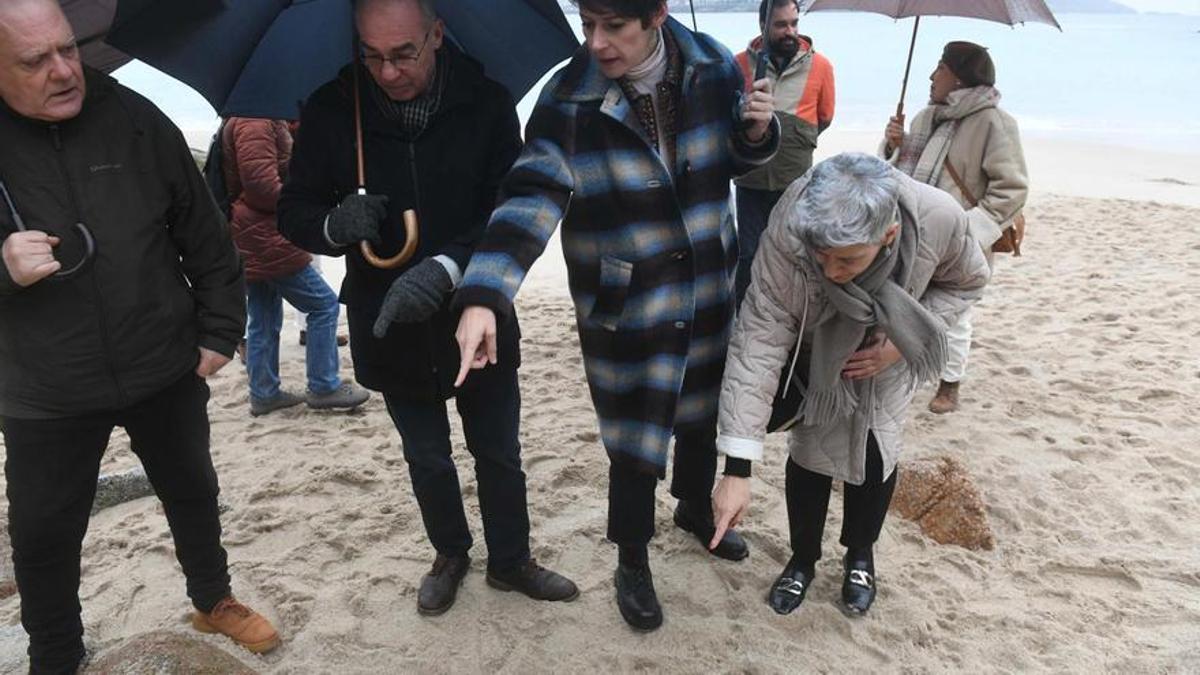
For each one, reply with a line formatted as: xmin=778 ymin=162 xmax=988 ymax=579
xmin=688 ymin=0 xmax=698 ymax=31
xmin=352 ymin=46 xmax=367 ymax=195
xmin=352 ymin=40 xmax=420 ymax=270
xmin=895 ymin=16 xmax=920 ymax=118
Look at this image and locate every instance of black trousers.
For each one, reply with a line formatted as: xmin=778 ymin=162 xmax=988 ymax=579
xmin=3 ymin=372 xmax=231 ymax=674
xmin=606 ymin=419 xmax=717 ymax=546
xmin=734 ymin=186 xmax=785 ymax=308
xmin=786 ymin=433 xmax=898 ymax=568
xmin=383 ymin=365 xmax=530 ymax=572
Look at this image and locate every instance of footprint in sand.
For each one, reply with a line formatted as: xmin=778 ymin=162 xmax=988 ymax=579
xmin=1042 ymin=563 xmax=1143 ymax=591
xmin=1137 ymin=388 xmax=1179 ymax=402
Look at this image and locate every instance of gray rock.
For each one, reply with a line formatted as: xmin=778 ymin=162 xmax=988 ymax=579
xmin=92 ymin=467 xmax=155 ymax=514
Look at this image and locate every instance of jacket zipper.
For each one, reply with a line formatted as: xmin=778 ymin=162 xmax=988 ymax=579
xmin=50 ymin=124 xmax=128 ymax=406
xmin=406 ymin=141 xmax=440 ymax=380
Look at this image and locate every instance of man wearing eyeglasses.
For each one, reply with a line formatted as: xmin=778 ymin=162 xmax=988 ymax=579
xmin=0 ymin=0 xmax=279 ymax=671
xmin=279 ymin=0 xmax=578 ymax=617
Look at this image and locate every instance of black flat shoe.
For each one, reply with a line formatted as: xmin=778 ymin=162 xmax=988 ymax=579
xmin=418 ymin=554 xmax=470 ymax=616
xmin=840 ymin=562 xmax=877 ymax=617
xmin=767 ymin=562 xmax=814 ymax=615
xmin=614 ymin=563 xmax=663 ymax=632
xmin=486 ymin=558 xmax=579 ymax=602
xmin=673 ymin=499 xmax=749 ymax=561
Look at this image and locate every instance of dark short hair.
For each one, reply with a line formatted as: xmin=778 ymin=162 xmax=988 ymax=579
xmin=570 ymin=0 xmax=665 ymax=28
xmin=758 ymin=0 xmax=800 ymax=25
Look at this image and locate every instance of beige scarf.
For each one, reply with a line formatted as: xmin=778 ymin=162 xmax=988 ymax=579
xmin=896 ymin=86 xmax=1001 ymax=184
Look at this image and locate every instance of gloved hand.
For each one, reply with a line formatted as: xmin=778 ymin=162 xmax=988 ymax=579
xmin=327 ymin=193 xmax=388 ymax=246
xmin=373 ymin=258 xmax=455 ymax=337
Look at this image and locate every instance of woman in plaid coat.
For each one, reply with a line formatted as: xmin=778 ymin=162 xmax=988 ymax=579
xmin=453 ymin=0 xmax=778 ymax=631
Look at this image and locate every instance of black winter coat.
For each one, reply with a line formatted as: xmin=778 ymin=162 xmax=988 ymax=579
xmin=279 ymin=48 xmax=522 ymax=400
xmin=0 ymin=69 xmax=245 ymax=418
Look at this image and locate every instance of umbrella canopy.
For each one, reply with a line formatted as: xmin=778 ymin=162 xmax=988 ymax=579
xmin=102 ymin=0 xmax=579 ymax=120
xmin=63 ymin=0 xmax=228 ymax=74
xmin=805 ymin=0 xmax=1060 ymax=115
xmin=62 ymin=0 xmax=128 ymax=73
xmin=805 ymin=0 xmax=1061 ymax=29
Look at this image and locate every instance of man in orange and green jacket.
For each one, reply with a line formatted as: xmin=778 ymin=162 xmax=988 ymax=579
xmin=733 ymin=0 xmax=835 ymax=304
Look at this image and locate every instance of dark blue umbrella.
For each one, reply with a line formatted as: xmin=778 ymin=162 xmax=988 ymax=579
xmin=104 ymin=0 xmax=578 ymax=120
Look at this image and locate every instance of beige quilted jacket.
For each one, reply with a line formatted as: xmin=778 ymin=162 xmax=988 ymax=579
xmin=716 ymin=172 xmax=990 ymax=484
xmin=883 ymin=106 xmax=1028 ymax=248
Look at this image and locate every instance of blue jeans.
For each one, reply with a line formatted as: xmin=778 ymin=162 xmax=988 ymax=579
xmin=383 ymin=365 xmax=530 ymax=571
xmin=246 ymin=265 xmax=341 ymax=400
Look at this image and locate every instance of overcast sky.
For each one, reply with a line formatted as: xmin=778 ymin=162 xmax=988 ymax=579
xmin=1117 ymin=0 xmax=1200 ymax=13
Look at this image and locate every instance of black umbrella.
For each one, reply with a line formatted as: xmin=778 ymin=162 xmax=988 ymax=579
xmin=103 ymin=0 xmax=577 ymax=119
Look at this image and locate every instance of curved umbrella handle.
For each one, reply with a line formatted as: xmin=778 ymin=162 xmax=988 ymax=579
xmin=360 ymin=209 xmax=419 ymax=270
xmin=53 ymin=222 xmax=96 ymax=280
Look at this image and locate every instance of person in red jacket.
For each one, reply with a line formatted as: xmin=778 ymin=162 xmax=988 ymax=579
xmin=222 ymin=117 xmax=369 ymax=415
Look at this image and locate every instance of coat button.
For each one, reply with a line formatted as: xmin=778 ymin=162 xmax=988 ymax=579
xmin=673 ymin=250 xmax=689 ymax=261
xmin=674 ymin=321 xmax=687 ymax=329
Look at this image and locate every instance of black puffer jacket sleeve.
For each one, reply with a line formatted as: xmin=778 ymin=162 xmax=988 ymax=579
xmin=152 ymin=104 xmax=246 ymax=357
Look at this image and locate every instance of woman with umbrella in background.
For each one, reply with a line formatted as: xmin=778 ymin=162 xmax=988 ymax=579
xmin=882 ymin=41 xmax=1029 ymax=414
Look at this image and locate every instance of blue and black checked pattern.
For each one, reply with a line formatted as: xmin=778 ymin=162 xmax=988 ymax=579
xmin=457 ymin=18 xmax=776 ymax=475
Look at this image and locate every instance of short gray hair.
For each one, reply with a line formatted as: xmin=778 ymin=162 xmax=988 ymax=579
xmin=792 ymin=153 xmax=899 ymax=249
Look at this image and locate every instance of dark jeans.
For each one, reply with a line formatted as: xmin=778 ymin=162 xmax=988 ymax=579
xmin=606 ymin=420 xmax=718 ymax=546
xmin=734 ymin=186 xmax=785 ymax=309
xmin=786 ymin=433 xmax=898 ymax=569
xmin=383 ymin=365 xmax=530 ymax=572
xmin=3 ymin=372 xmax=230 ymax=674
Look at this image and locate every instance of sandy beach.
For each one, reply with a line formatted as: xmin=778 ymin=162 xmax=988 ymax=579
xmin=2 ymin=131 xmax=1199 ymax=672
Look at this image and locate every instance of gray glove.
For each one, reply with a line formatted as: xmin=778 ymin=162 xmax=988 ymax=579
xmin=327 ymin=193 xmax=388 ymax=246
xmin=373 ymin=258 xmax=454 ymax=337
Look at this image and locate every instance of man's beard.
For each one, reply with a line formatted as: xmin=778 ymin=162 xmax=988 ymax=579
xmin=769 ymin=36 xmax=800 ymax=60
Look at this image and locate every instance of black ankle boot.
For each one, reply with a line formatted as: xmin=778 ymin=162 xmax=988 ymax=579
xmin=614 ymin=560 xmax=662 ymax=632
xmin=672 ymin=499 xmax=749 ymax=561
xmin=840 ymin=550 xmax=877 ymax=616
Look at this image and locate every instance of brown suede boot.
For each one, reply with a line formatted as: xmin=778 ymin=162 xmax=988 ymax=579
xmin=193 ymin=596 xmax=280 ymax=654
xmin=928 ymin=380 xmax=960 ymax=414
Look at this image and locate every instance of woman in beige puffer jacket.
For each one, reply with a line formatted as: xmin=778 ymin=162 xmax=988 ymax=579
xmin=710 ymin=153 xmax=989 ymax=617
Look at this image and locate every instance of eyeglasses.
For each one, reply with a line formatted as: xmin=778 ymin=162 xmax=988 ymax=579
xmin=360 ymin=27 xmax=433 ymax=71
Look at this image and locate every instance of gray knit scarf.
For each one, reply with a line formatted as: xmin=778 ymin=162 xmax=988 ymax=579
xmin=789 ymin=175 xmax=949 ymax=426
xmin=367 ymin=49 xmax=448 ymax=139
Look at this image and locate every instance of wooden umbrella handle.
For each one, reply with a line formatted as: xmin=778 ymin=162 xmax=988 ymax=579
xmin=360 ymin=208 xmax=419 ymax=269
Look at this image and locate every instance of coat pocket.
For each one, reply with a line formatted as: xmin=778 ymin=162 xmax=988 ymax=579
xmin=588 ymin=255 xmax=634 ymax=332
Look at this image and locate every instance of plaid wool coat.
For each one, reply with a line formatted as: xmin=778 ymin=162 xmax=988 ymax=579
xmin=455 ymin=18 xmax=778 ymax=475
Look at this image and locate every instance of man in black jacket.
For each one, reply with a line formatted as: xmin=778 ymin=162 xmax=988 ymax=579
xmin=0 ymin=1 xmax=279 ymax=671
xmin=278 ymin=0 xmax=577 ymax=616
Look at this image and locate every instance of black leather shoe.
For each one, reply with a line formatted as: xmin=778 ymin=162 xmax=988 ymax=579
xmin=614 ymin=563 xmax=663 ymax=632
xmin=417 ymin=554 xmax=470 ymax=616
xmin=767 ymin=561 xmax=814 ymax=615
xmin=840 ymin=558 xmax=877 ymax=616
xmin=673 ymin=499 xmax=749 ymax=561
xmin=486 ymin=558 xmax=580 ymax=602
